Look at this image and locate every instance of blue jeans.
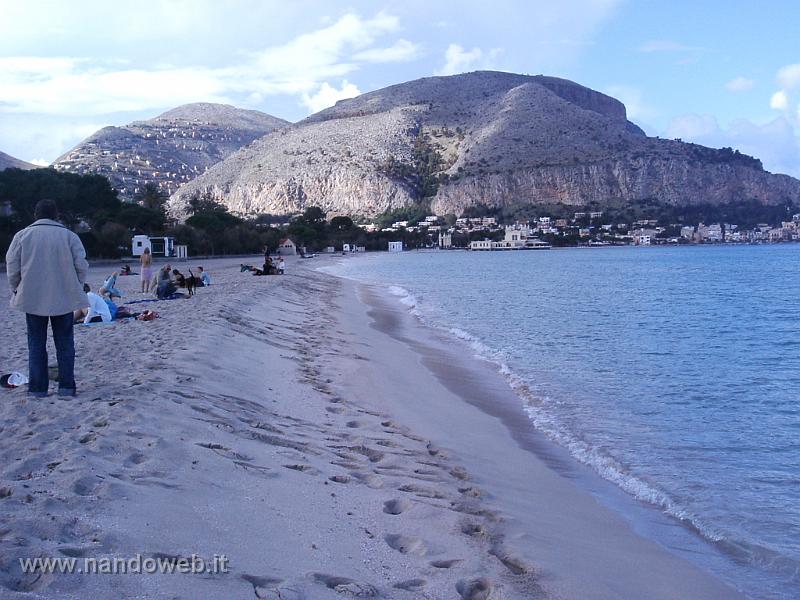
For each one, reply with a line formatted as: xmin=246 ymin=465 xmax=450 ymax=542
xmin=26 ymin=313 xmax=75 ymax=395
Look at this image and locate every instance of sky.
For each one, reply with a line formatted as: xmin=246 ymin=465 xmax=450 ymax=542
xmin=1 ymin=0 xmax=799 ymax=177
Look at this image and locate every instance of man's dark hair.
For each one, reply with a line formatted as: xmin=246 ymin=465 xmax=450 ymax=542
xmin=83 ymin=283 xmax=91 ymax=293
xmin=34 ymin=199 xmax=58 ymax=220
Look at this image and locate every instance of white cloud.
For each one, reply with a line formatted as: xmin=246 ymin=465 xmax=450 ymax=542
xmin=434 ymin=43 xmax=502 ymax=76
xmin=666 ymin=113 xmax=800 ymax=177
xmin=777 ymin=63 xmax=800 ymax=90
xmin=725 ymin=77 xmax=755 ymax=93
xmin=301 ymin=80 xmax=361 ymax=113
xmin=0 ymin=12 xmax=409 ymax=118
xmin=29 ymin=158 xmax=50 ymax=166
xmin=354 ymin=39 xmax=421 ymax=63
xmin=770 ymin=90 xmax=789 ymax=111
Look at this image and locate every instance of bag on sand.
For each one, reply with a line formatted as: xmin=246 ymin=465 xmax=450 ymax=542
xmin=1 ymin=372 xmax=29 ymax=388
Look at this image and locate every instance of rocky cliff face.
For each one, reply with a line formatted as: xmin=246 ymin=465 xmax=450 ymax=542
xmin=53 ymin=103 xmax=288 ymax=200
xmin=170 ymin=71 xmax=800 ymax=217
xmin=0 ymin=151 xmax=35 ymax=171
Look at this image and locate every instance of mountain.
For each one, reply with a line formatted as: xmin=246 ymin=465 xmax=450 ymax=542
xmin=0 ymin=151 xmax=36 ymax=171
xmin=54 ymin=103 xmax=288 ymax=200
xmin=169 ymin=72 xmax=800 ymax=217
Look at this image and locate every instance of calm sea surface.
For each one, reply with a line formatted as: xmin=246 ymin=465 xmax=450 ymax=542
xmin=327 ymin=245 xmax=800 ymax=599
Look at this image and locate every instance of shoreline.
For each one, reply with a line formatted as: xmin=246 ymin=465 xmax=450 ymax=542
xmin=0 ymin=256 xmax=741 ymax=598
xmin=332 ymin=273 xmax=743 ymax=599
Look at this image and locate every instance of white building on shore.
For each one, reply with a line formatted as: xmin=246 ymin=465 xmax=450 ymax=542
xmin=469 ymin=225 xmax=550 ymax=250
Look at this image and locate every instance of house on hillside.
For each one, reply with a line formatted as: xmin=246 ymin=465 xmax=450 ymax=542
xmin=277 ymin=238 xmax=297 ymax=256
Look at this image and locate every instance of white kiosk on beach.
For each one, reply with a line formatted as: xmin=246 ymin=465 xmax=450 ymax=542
xmin=132 ymin=235 xmax=176 ymax=258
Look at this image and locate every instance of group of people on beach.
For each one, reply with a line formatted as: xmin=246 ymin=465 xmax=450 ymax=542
xmin=242 ymin=249 xmax=285 ymax=276
xmin=3 ymin=198 xmax=219 ymax=397
xmin=138 ymin=247 xmax=211 ymax=297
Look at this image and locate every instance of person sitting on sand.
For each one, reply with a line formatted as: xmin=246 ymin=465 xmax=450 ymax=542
xmin=100 ymin=271 xmax=123 ymax=299
xmin=156 ymin=265 xmax=177 ymax=299
xmin=74 ymin=284 xmax=112 ymax=324
xmin=253 ymin=258 xmax=273 ymax=276
xmin=197 ymin=266 xmax=211 ymax=286
xmin=121 ymin=264 xmax=131 ymax=275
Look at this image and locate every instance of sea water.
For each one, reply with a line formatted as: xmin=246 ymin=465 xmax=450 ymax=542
xmin=326 ymin=245 xmax=800 ymax=599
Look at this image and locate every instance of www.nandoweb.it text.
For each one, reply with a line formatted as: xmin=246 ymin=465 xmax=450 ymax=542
xmin=18 ymin=554 xmax=229 ymax=575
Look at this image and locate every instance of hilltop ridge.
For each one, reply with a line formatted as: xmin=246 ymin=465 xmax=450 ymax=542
xmin=0 ymin=151 xmax=36 ymax=171
xmin=170 ymin=71 xmax=799 ymax=218
xmin=53 ymin=103 xmax=288 ymax=200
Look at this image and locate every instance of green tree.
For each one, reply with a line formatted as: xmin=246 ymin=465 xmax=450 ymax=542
xmin=138 ymin=183 xmax=168 ymax=212
xmin=330 ymin=215 xmax=354 ymax=230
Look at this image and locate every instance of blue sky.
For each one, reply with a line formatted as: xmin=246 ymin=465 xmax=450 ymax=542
xmin=1 ymin=0 xmax=799 ymax=176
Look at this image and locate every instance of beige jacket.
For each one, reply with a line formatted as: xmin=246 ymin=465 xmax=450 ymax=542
xmin=5 ymin=219 xmax=89 ymax=316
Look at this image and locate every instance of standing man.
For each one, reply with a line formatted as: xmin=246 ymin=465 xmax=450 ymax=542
xmin=5 ymin=199 xmax=89 ymax=397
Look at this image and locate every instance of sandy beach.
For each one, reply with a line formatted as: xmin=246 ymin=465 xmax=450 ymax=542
xmin=0 ymin=255 xmax=742 ymax=599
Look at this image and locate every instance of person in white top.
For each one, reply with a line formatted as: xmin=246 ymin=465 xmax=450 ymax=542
xmin=73 ymin=284 xmax=112 ymax=324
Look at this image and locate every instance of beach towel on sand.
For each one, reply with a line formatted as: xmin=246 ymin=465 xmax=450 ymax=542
xmin=126 ymin=293 xmax=186 ymax=305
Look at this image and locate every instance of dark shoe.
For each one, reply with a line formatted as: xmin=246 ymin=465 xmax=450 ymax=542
xmin=28 ymin=391 xmax=48 ymax=398
xmin=58 ymin=387 xmax=77 ymax=398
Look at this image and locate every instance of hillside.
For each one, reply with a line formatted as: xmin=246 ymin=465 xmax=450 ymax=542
xmin=0 ymin=151 xmax=35 ymax=171
xmin=54 ymin=103 xmax=288 ymax=200
xmin=170 ymin=72 xmax=800 ymax=217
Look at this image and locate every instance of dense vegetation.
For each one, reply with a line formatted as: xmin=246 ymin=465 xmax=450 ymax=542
xmin=378 ymin=132 xmax=445 ymax=200
xmin=0 ymin=169 xmax=284 ymax=258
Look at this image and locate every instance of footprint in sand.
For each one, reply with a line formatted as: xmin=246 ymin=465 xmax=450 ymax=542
xmin=426 ymin=442 xmax=447 ymax=458
xmin=458 ymin=486 xmax=482 ymax=498
xmin=328 ymin=475 xmax=351 ymax=484
xmin=72 ymin=476 xmax=105 ymax=497
xmin=373 ymin=439 xmax=401 ymax=448
xmin=311 ymin=573 xmax=378 ymax=597
xmin=283 ymin=464 xmax=319 ymax=475
xmin=233 ymin=461 xmax=277 ymax=479
xmin=456 ymin=578 xmax=495 ymax=600
xmin=460 ymin=521 xmax=489 ymax=538
xmin=384 ymin=534 xmax=428 ymax=556
xmin=397 ymin=483 xmax=445 ymax=499
xmin=489 ymin=545 xmax=535 ymax=576
xmin=450 ymin=466 xmax=469 ymax=481
xmin=382 ymin=498 xmax=411 ymax=515
xmin=124 ymin=452 xmax=149 ymax=466
xmin=240 ymin=573 xmax=285 ymax=598
xmin=393 ymin=578 xmax=427 ymax=591
xmin=58 ymin=547 xmax=93 ymax=558
xmin=0 ymin=551 xmax=53 ymax=592
xmin=349 ymin=472 xmax=383 ymax=489
xmin=431 ymin=559 xmax=463 ymax=569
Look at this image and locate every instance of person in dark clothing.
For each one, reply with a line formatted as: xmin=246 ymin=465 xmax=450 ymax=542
xmin=5 ymin=199 xmax=88 ymax=397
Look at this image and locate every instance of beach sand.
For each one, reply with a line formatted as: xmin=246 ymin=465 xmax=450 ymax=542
xmin=0 ymin=256 xmax=742 ymax=599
